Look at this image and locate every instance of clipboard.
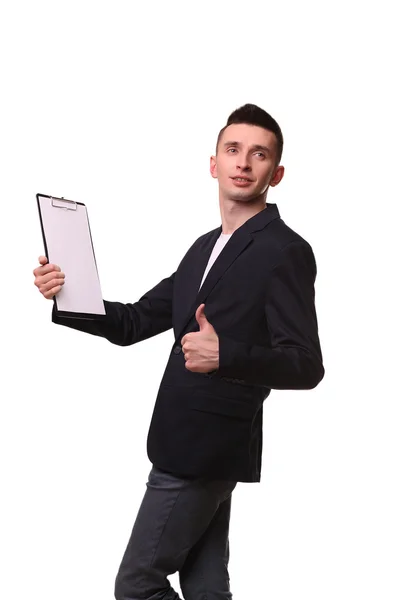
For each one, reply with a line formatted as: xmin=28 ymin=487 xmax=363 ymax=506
xmin=36 ymin=193 xmax=106 ymax=319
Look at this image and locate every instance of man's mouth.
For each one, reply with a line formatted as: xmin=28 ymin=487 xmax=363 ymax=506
xmin=231 ymin=177 xmax=253 ymax=186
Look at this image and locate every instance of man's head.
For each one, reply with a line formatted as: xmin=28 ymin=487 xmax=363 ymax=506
xmin=210 ymin=104 xmax=285 ymax=204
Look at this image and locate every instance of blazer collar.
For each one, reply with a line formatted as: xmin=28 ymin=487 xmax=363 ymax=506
xmin=176 ymin=203 xmax=281 ymax=340
xmin=242 ymin=202 xmax=280 ymax=233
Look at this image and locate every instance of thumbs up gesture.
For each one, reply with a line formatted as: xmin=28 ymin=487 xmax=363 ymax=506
xmin=181 ymin=304 xmax=219 ymax=373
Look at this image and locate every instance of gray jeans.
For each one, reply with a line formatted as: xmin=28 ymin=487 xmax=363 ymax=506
xmin=114 ymin=465 xmax=238 ymax=600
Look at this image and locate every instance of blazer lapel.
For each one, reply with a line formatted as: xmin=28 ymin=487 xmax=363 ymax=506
xmin=195 ymin=228 xmax=253 ymax=308
xmin=178 ymin=225 xmax=222 ymax=323
xmin=176 ymin=203 xmax=281 ymax=339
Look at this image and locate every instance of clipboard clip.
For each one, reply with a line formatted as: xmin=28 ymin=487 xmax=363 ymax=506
xmin=51 ymin=196 xmax=77 ymax=211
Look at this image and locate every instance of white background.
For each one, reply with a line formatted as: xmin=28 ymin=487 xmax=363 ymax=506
xmin=1 ymin=1 xmax=399 ymax=599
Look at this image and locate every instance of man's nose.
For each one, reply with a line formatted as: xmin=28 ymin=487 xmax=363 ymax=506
xmin=236 ymin=155 xmax=251 ymax=170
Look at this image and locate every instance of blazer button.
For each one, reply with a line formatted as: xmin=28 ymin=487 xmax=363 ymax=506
xmin=173 ymin=346 xmax=182 ymax=354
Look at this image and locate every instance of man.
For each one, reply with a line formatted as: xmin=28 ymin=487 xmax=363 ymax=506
xmin=33 ymin=104 xmax=324 ymax=600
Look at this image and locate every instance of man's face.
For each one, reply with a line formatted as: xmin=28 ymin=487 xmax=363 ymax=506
xmin=210 ymin=123 xmax=284 ymax=203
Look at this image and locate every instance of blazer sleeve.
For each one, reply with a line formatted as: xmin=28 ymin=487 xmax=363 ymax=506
xmin=216 ymin=242 xmax=324 ymax=389
xmin=52 ymin=272 xmax=175 ymax=346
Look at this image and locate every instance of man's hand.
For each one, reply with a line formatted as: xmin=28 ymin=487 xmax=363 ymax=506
xmin=181 ymin=304 xmax=219 ymax=373
xmin=33 ymin=256 xmax=65 ymax=299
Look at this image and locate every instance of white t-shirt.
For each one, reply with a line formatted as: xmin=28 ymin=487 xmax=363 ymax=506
xmin=199 ymin=232 xmax=232 ymax=291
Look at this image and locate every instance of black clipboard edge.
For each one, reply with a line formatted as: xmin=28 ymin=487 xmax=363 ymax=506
xmin=36 ymin=193 xmax=107 ymax=321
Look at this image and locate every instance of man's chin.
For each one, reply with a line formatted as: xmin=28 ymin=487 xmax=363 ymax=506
xmin=228 ymin=192 xmax=260 ymax=203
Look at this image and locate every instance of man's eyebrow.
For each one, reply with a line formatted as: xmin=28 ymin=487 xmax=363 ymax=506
xmin=223 ymin=141 xmax=270 ymax=154
xmin=252 ymin=144 xmax=271 ymax=154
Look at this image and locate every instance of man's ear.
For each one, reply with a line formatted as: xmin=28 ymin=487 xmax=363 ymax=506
xmin=210 ymin=155 xmax=218 ymax=179
xmin=270 ymin=165 xmax=285 ymax=187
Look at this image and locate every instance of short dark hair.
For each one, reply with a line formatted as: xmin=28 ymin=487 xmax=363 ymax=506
xmin=216 ymin=103 xmax=284 ymax=165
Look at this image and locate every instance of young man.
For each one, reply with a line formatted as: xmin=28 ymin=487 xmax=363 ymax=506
xmin=33 ymin=104 xmax=324 ymax=600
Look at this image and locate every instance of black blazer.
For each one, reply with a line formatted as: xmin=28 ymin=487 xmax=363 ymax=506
xmin=53 ymin=203 xmax=324 ymax=482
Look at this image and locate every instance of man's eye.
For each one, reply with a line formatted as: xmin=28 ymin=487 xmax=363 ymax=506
xmin=227 ymin=148 xmax=237 ymax=153
xmin=255 ymin=152 xmax=265 ymax=158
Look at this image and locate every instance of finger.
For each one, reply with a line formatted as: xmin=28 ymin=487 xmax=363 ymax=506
xmin=195 ymin=304 xmax=208 ymax=330
xmin=43 ymin=284 xmax=62 ymax=299
xmin=39 ymin=277 xmax=65 ymax=294
xmin=38 ymin=271 xmax=65 ymax=285
xmin=33 ymin=256 xmax=49 ymax=275
xmin=33 ymin=263 xmax=62 ymax=278
xmin=33 ymin=264 xmax=57 ymax=278
xmin=185 ymin=361 xmax=200 ymax=373
xmin=35 ymin=273 xmax=65 ymax=290
xmin=182 ymin=332 xmax=194 ymax=345
xmin=182 ymin=340 xmax=192 ymax=352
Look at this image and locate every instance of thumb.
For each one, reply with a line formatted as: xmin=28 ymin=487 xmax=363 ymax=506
xmin=195 ymin=304 xmax=210 ymax=331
